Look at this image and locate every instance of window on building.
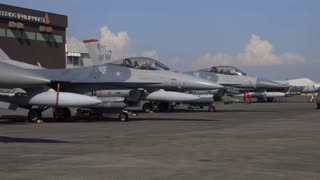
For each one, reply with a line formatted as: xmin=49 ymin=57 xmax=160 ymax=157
xmin=7 ymin=29 xmax=22 ymax=38
xmin=23 ymin=32 xmax=36 ymax=40
xmin=53 ymin=35 xmax=63 ymax=43
xmin=36 ymin=32 xmax=63 ymax=43
xmin=67 ymin=56 xmax=83 ymax=67
xmin=1 ymin=28 xmax=62 ymax=42
xmin=0 ymin=28 xmax=5 ymax=37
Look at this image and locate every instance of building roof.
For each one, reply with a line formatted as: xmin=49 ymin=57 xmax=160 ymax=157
xmin=66 ymin=38 xmax=88 ymax=54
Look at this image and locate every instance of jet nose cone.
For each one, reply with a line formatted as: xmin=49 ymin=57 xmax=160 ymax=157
xmin=256 ymin=78 xmax=289 ymax=89
xmin=184 ymin=75 xmax=224 ymax=90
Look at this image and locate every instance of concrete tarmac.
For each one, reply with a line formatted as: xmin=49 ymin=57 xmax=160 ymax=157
xmin=0 ymin=100 xmax=320 ymax=179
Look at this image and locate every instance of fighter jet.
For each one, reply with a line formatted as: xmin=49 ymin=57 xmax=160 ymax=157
xmin=186 ymin=66 xmax=289 ymax=102
xmin=0 ymin=49 xmax=220 ymax=121
xmin=276 ymin=78 xmax=320 ymax=102
xmin=83 ymin=39 xmax=225 ymax=112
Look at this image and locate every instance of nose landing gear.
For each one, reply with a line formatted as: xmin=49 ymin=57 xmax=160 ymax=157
xmin=27 ymin=106 xmax=50 ymax=122
xmin=28 ymin=108 xmax=42 ymax=122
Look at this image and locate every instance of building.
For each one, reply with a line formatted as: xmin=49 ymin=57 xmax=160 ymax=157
xmin=0 ymin=3 xmax=67 ymax=68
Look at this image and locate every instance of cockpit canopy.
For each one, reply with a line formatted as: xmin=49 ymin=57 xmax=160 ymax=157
xmin=111 ymin=57 xmax=170 ymax=71
xmin=200 ymin=66 xmax=247 ymax=76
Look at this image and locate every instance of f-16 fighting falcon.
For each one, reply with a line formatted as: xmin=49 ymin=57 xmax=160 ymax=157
xmin=84 ymin=39 xmax=225 ymax=112
xmin=276 ymin=78 xmax=320 ymax=103
xmin=186 ymin=66 xmax=289 ymax=103
xmin=0 ymin=48 xmax=221 ymax=121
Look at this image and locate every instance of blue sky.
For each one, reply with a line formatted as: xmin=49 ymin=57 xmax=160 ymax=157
xmin=1 ymin=0 xmax=320 ymax=80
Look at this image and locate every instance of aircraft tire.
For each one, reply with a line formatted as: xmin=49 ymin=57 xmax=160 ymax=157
xmin=28 ymin=108 xmax=42 ymax=122
xmin=208 ymin=105 xmax=216 ymax=112
xmin=119 ymin=112 xmax=129 ymax=122
xmin=317 ymin=103 xmax=320 ymax=109
xmin=142 ymin=103 xmax=152 ymax=113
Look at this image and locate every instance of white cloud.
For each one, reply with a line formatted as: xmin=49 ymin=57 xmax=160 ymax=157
xmin=161 ymin=56 xmax=188 ymax=71
xmin=67 ymin=26 xmax=160 ymax=61
xmin=192 ymin=34 xmax=305 ymax=69
xmin=99 ymin=26 xmax=130 ymax=59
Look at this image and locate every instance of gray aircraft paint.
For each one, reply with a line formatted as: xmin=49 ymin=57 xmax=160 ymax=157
xmin=0 ymin=61 xmax=49 ymax=88
xmin=0 ymin=48 xmax=221 ymax=114
xmin=32 ymin=63 xmax=221 ymax=92
xmin=186 ymin=67 xmax=288 ymax=90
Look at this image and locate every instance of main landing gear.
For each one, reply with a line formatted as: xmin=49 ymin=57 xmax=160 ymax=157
xmin=28 ymin=108 xmax=42 ymax=122
xmin=27 ymin=106 xmax=50 ymax=122
xmin=142 ymin=103 xmax=152 ymax=113
xmin=208 ymin=105 xmax=216 ymax=112
xmin=119 ymin=110 xmax=129 ymax=121
xmin=27 ymin=107 xmax=72 ymax=122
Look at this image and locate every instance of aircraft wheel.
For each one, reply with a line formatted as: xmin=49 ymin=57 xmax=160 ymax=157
xmin=317 ymin=103 xmax=320 ymax=109
xmin=208 ymin=105 xmax=216 ymax=112
xmin=119 ymin=111 xmax=129 ymax=122
xmin=28 ymin=108 xmax=42 ymax=122
xmin=142 ymin=103 xmax=152 ymax=113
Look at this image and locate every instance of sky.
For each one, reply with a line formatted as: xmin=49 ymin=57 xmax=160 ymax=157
xmin=1 ymin=0 xmax=320 ymax=81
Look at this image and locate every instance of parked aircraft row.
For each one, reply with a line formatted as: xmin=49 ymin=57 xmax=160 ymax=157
xmin=0 ymin=39 xmax=318 ymax=122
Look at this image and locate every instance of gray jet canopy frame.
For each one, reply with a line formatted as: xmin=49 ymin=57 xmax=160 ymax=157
xmin=111 ymin=57 xmax=170 ymax=71
xmin=200 ymin=66 xmax=247 ymax=76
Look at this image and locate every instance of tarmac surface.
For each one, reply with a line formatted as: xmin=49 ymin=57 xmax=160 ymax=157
xmin=0 ymin=98 xmax=320 ymax=180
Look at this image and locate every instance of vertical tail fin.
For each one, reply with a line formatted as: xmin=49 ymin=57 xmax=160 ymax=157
xmin=83 ymin=39 xmax=112 ymax=65
xmin=0 ymin=48 xmax=11 ymax=61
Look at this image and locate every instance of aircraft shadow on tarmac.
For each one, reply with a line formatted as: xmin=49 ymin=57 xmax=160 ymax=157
xmin=0 ymin=115 xmax=28 ymax=124
xmin=223 ymin=109 xmax=283 ymax=113
xmin=0 ymin=136 xmax=71 ymax=144
xmin=131 ymin=117 xmax=220 ymax=122
xmin=133 ymin=109 xmax=281 ymax=113
xmin=0 ymin=115 xmax=219 ymax=123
